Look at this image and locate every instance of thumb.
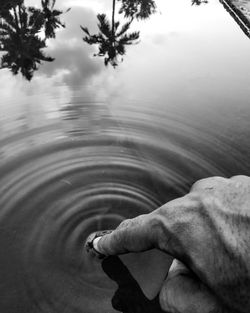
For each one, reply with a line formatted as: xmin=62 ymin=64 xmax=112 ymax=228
xmin=159 ymin=259 xmax=223 ymax=313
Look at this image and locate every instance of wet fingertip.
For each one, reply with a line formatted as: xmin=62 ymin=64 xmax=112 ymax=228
xmin=85 ymin=232 xmax=96 ymax=252
xmin=84 ymin=230 xmax=114 ymax=259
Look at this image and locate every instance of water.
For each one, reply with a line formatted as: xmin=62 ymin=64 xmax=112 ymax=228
xmin=0 ymin=0 xmax=250 ymax=312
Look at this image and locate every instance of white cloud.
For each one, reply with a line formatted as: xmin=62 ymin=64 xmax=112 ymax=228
xmin=38 ymin=5 xmax=103 ymax=84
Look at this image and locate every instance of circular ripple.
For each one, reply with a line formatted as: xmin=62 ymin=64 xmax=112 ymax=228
xmin=0 ymin=105 xmax=244 ymax=313
xmin=0 ymin=134 xmax=192 ymax=313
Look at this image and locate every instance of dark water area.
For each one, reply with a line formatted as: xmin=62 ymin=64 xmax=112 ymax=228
xmin=1 ymin=0 xmax=250 ymax=312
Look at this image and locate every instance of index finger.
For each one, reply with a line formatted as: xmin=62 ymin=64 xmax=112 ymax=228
xmin=91 ymin=194 xmax=197 ymax=258
xmin=92 ymin=214 xmax=159 ymax=256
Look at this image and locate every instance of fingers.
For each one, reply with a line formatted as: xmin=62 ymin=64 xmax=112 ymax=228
xmin=91 ymin=194 xmax=201 ymax=259
xmin=190 ymin=176 xmax=250 ymax=194
xmin=159 ymin=259 xmax=223 ymax=313
xmin=103 ymin=256 xmax=225 ymax=313
xmin=190 ymin=176 xmax=228 ymax=193
xmin=96 ymin=214 xmax=160 ymax=256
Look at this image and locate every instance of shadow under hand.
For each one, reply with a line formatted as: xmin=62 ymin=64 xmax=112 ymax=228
xmin=102 ymin=256 xmax=165 ymax=313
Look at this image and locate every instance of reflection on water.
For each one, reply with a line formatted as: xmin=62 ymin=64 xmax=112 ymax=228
xmin=81 ymin=13 xmax=140 ymax=68
xmin=81 ymin=0 xmax=157 ymax=67
xmin=118 ymin=0 xmax=157 ymax=20
xmin=81 ymin=0 xmax=208 ymax=67
xmin=80 ymin=0 xmax=157 ymax=68
xmin=0 ymin=0 xmax=68 ymax=80
xmin=191 ymin=0 xmax=208 ymax=5
xmin=0 ymin=0 xmax=250 ymax=312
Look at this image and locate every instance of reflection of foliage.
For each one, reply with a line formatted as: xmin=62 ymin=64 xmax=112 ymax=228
xmin=0 ymin=8 xmax=54 ymax=80
xmin=41 ymin=0 xmax=69 ymax=38
xmin=0 ymin=0 xmax=23 ymax=14
xmin=118 ymin=0 xmax=156 ymax=20
xmin=81 ymin=13 xmax=139 ymax=68
xmin=191 ymin=0 xmax=208 ymax=5
xmin=0 ymin=1 xmax=67 ymax=80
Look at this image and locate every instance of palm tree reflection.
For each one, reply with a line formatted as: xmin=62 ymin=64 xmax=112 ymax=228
xmin=81 ymin=0 xmax=211 ymax=68
xmin=82 ymin=0 xmax=159 ymax=68
xmin=0 ymin=0 xmax=23 ymax=13
xmin=81 ymin=0 xmax=141 ymax=68
xmin=0 ymin=6 xmax=54 ymax=81
xmin=191 ymin=0 xmax=208 ymax=5
xmin=81 ymin=13 xmax=140 ymax=68
xmin=0 ymin=0 xmax=67 ymax=81
xmin=118 ymin=0 xmax=156 ymax=20
xmin=41 ymin=0 xmax=69 ymax=38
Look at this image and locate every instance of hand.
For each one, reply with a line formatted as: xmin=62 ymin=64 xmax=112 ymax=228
xmin=159 ymin=259 xmax=223 ymax=313
xmin=90 ymin=176 xmax=250 ymax=313
xmin=102 ymin=255 xmax=222 ymax=313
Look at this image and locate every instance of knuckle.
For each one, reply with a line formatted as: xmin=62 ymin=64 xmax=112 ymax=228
xmin=159 ymin=284 xmax=173 ymax=313
xmin=230 ymin=175 xmax=250 ymax=182
xmin=117 ymin=215 xmax=146 ymax=231
xmin=146 ymin=211 xmax=167 ymax=244
xmin=190 ymin=176 xmax=228 ymax=193
xmin=117 ymin=218 xmax=132 ymax=230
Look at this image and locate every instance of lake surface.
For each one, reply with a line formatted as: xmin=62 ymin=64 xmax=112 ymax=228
xmin=0 ymin=0 xmax=250 ymax=312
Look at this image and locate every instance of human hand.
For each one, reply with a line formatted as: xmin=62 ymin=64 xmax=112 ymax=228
xmin=101 ymin=255 xmax=222 ymax=313
xmin=87 ymin=176 xmax=250 ymax=313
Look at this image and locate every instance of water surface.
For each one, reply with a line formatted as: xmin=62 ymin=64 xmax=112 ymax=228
xmin=0 ymin=0 xmax=250 ymax=312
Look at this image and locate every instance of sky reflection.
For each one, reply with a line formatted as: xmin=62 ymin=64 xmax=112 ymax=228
xmin=1 ymin=3 xmax=250 ymax=313
xmin=1 ymin=0 xmax=250 ymax=143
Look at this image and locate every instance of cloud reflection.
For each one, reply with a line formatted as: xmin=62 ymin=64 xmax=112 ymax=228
xmin=40 ymin=6 xmax=103 ymax=85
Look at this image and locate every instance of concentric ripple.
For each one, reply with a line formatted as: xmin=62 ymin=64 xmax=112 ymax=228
xmin=0 ymin=134 xmax=183 ymax=313
xmin=0 ymin=99 xmax=249 ymax=313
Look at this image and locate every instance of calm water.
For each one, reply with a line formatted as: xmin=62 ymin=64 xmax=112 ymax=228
xmin=0 ymin=0 xmax=250 ymax=312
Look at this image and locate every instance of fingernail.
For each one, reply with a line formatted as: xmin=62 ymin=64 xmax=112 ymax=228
xmin=93 ymin=236 xmax=102 ymax=253
xmin=85 ymin=230 xmax=113 ymax=259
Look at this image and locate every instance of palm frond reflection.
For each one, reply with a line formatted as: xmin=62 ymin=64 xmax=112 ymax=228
xmin=191 ymin=0 xmax=208 ymax=5
xmin=118 ymin=0 xmax=156 ymax=20
xmin=0 ymin=0 xmax=68 ymax=81
xmin=81 ymin=13 xmax=140 ymax=68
